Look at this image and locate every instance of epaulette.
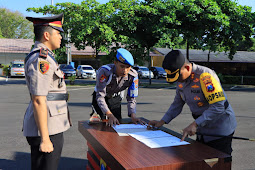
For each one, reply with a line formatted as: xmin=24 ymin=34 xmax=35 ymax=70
xmin=101 ymin=65 xmax=111 ymax=71
xmin=39 ymin=48 xmax=48 ymax=58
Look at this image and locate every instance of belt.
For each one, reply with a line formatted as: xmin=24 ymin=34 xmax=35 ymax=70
xmin=47 ymin=93 xmax=69 ymax=101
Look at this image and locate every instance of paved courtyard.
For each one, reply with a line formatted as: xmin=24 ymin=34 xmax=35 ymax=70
xmin=0 ymin=82 xmax=254 ymax=170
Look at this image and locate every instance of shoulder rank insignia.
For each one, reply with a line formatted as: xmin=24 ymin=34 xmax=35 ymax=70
xmin=39 ymin=48 xmax=48 ymax=58
xmin=39 ymin=61 xmax=50 ymax=74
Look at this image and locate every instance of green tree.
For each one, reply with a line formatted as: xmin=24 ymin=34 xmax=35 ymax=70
xmin=0 ymin=8 xmax=33 ymax=39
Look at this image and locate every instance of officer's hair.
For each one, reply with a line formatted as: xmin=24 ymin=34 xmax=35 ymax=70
xmin=34 ymin=26 xmax=54 ymax=41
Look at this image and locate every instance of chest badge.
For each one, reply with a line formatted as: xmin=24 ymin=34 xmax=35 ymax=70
xmin=39 ymin=61 xmax=50 ymax=74
xmin=194 ymin=96 xmax=200 ymax=100
xmin=197 ymin=102 xmax=204 ymax=107
xmin=178 ymin=84 xmax=183 ymax=88
xmin=190 ymin=72 xmax=195 ymax=80
xmin=193 ymin=78 xmax=199 ymax=82
xmin=191 ymin=84 xmax=199 ymax=89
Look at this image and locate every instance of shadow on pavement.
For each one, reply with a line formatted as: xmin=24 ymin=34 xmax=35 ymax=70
xmin=0 ymin=152 xmax=87 ymax=170
xmin=68 ymin=102 xmax=154 ymax=108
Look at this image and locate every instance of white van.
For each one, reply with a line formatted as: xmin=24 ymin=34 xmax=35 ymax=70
xmin=10 ymin=60 xmax=25 ymax=77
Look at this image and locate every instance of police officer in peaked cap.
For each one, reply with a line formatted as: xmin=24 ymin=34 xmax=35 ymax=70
xmin=90 ymin=48 xmax=145 ymax=126
xmin=149 ymin=50 xmax=237 ymax=157
xmin=23 ymin=13 xmax=72 ymax=170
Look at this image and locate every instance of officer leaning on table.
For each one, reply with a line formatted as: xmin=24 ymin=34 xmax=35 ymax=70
xmin=90 ymin=48 xmax=144 ymax=126
xmin=23 ymin=13 xmax=72 ymax=170
xmin=149 ymin=50 xmax=237 ymax=156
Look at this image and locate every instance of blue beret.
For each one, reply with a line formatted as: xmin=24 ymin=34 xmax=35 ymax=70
xmin=116 ymin=48 xmax=134 ymax=66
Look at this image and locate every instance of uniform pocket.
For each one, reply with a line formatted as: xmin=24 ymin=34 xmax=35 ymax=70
xmin=47 ymin=100 xmax=68 ymax=117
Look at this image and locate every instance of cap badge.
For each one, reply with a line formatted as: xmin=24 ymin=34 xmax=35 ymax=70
xmin=118 ymin=55 xmax=125 ymax=63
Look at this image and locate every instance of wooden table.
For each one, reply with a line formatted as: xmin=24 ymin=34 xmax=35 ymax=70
xmin=78 ymin=119 xmax=231 ymax=170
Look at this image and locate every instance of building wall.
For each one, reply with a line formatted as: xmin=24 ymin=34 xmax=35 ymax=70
xmin=151 ymin=55 xmax=164 ymax=67
xmin=0 ymin=53 xmax=27 ymax=65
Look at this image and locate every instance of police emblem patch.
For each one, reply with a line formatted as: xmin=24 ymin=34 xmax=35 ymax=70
xmin=100 ymin=74 xmax=107 ymax=82
xmin=201 ymin=75 xmax=215 ymax=92
xmin=178 ymin=84 xmax=183 ymax=88
xmin=39 ymin=61 xmax=50 ymax=74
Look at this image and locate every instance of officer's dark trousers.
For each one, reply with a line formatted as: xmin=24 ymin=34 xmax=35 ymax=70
xmin=26 ymin=132 xmax=63 ymax=170
xmin=196 ymin=132 xmax=234 ymax=156
xmin=92 ymin=91 xmax=122 ymax=120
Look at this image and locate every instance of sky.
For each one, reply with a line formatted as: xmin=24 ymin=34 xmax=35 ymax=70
xmin=0 ymin=0 xmax=254 ymax=17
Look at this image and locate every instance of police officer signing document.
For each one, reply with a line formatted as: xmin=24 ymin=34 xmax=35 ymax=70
xmin=91 ymin=48 xmax=144 ymax=126
xmin=149 ymin=50 xmax=237 ymax=156
xmin=23 ymin=13 xmax=71 ymax=170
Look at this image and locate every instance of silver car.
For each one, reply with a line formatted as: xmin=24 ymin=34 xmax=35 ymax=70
xmin=133 ymin=66 xmax=154 ymax=79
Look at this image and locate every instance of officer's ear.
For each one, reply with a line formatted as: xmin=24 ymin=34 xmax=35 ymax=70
xmin=43 ymin=31 xmax=51 ymax=41
xmin=184 ymin=64 xmax=191 ymax=72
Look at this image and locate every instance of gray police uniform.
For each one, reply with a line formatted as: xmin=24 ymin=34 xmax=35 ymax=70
xmin=23 ymin=41 xmax=71 ymax=137
xmin=162 ymin=63 xmax=237 ymax=142
xmin=93 ymin=64 xmax=138 ymax=118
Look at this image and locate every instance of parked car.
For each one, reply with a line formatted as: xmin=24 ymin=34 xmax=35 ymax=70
xmin=76 ymin=65 xmax=96 ymax=79
xmin=133 ymin=66 xmax=154 ymax=79
xmin=60 ymin=64 xmax=76 ymax=78
xmin=150 ymin=66 xmax=167 ymax=79
xmin=10 ymin=60 xmax=25 ymax=77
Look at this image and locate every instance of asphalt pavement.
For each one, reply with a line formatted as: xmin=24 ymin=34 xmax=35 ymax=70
xmin=0 ymin=78 xmax=255 ymax=170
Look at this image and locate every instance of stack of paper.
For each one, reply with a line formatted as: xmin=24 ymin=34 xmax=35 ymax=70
xmin=112 ymin=124 xmax=190 ymax=148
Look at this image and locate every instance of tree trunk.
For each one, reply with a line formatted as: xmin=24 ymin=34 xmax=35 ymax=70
xmin=207 ymin=50 xmax=211 ymax=66
xmin=147 ymin=47 xmax=152 ymax=85
xmin=186 ymin=40 xmax=189 ymax=60
xmin=95 ymin=45 xmax=100 ymax=69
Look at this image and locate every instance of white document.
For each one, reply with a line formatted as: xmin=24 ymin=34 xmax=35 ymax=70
xmin=129 ymin=130 xmax=173 ymax=140
xmin=140 ymin=136 xmax=190 ymax=148
xmin=112 ymin=124 xmax=148 ymax=136
xmin=113 ymin=124 xmax=190 ymax=148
